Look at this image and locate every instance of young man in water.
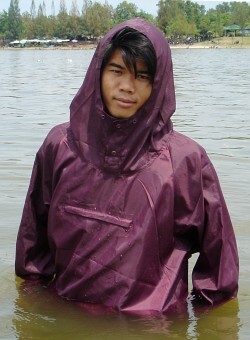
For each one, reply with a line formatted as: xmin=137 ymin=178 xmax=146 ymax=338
xmin=15 ymin=19 xmax=238 ymax=314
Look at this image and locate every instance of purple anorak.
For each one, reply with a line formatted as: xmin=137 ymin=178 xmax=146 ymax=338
xmin=15 ymin=19 xmax=238 ymax=314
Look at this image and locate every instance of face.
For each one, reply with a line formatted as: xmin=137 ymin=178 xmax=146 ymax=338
xmin=101 ymin=49 xmax=153 ymax=119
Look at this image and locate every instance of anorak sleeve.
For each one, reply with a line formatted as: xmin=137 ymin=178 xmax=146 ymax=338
xmin=191 ymin=152 xmax=239 ymax=305
xmin=15 ymin=139 xmax=55 ymax=282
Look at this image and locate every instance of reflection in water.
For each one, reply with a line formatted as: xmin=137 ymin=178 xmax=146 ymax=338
xmin=192 ymin=299 xmax=240 ymax=339
xmin=13 ymin=279 xmax=240 ymax=339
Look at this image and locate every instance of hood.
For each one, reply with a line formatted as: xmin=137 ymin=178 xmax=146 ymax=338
xmin=70 ymin=18 xmax=176 ymax=174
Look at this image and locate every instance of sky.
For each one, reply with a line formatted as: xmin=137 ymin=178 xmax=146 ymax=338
xmin=0 ymin=0 xmax=249 ymax=16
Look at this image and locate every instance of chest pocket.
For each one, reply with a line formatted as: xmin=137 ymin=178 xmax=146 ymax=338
xmin=64 ymin=205 xmax=133 ymax=241
xmin=63 ymin=205 xmax=134 ymax=267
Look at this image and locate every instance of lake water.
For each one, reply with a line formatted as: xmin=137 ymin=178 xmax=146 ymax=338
xmin=0 ymin=48 xmax=249 ymax=339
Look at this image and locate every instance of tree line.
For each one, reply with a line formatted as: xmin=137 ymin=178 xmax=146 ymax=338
xmin=157 ymin=0 xmax=250 ymax=42
xmin=0 ymin=0 xmax=250 ymax=43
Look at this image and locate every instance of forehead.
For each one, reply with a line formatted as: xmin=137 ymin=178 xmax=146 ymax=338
xmin=106 ymin=48 xmax=148 ymax=71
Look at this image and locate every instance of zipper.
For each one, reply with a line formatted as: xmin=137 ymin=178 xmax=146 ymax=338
xmin=64 ymin=205 xmax=133 ymax=229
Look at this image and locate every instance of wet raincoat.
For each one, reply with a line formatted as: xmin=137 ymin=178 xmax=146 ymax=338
xmin=15 ymin=19 xmax=238 ymax=314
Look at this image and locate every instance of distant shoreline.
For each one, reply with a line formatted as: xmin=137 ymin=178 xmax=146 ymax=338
xmin=171 ymin=44 xmax=250 ymax=49
xmin=1 ymin=38 xmax=250 ymax=50
xmin=1 ymin=44 xmax=249 ymax=50
xmin=0 ymin=43 xmax=98 ymax=51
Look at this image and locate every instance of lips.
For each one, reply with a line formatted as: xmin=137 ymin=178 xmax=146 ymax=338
xmin=115 ymin=97 xmax=136 ymax=108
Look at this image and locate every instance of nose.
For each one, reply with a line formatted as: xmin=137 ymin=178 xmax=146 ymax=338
xmin=119 ymin=74 xmax=135 ymax=93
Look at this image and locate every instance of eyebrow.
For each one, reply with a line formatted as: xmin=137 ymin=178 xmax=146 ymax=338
xmin=108 ymin=62 xmax=125 ymax=70
xmin=108 ymin=62 xmax=149 ymax=74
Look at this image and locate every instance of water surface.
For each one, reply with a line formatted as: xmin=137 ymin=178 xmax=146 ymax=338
xmin=0 ymin=48 xmax=249 ymax=339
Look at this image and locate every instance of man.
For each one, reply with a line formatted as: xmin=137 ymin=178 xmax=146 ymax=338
xmin=15 ymin=19 xmax=238 ymax=314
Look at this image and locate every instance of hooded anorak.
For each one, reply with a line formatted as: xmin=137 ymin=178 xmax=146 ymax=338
xmin=15 ymin=19 xmax=238 ymax=314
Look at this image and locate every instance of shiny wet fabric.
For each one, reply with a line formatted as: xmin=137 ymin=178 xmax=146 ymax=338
xmin=15 ymin=19 xmax=238 ymax=314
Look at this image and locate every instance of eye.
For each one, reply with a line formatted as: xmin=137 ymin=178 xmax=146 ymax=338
xmin=137 ymin=73 xmax=151 ymax=81
xmin=109 ymin=68 xmax=122 ymax=75
xmin=107 ymin=66 xmax=122 ymax=76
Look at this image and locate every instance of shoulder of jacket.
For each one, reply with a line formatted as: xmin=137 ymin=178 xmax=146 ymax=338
xmin=168 ymin=130 xmax=212 ymax=173
xmin=169 ymin=130 xmax=207 ymax=156
xmin=45 ymin=122 xmax=69 ymax=143
xmin=38 ymin=122 xmax=69 ymax=157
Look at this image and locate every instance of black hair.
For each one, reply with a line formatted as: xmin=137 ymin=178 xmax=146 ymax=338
xmin=101 ymin=28 xmax=157 ymax=83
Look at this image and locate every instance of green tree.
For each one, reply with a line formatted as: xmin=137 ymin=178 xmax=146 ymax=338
xmin=199 ymin=14 xmax=211 ymax=40
xmin=216 ymin=2 xmax=231 ymax=14
xmin=156 ymin=0 xmax=184 ymax=34
xmin=8 ymin=0 xmax=22 ymax=39
xmin=22 ymin=11 xmax=32 ymax=39
xmin=231 ymin=1 xmax=250 ymax=30
xmin=98 ymin=1 xmax=113 ymax=35
xmin=69 ymin=0 xmax=80 ymax=39
xmin=36 ymin=2 xmax=48 ymax=38
xmin=114 ymin=1 xmax=138 ymax=24
xmin=82 ymin=1 xmax=112 ymax=38
xmin=167 ymin=14 xmax=187 ymax=39
xmin=0 ymin=10 xmax=10 ymax=40
xmin=30 ymin=0 xmax=37 ymax=37
xmin=205 ymin=9 xmax=219 ymax=38
xmin=137 ymin=10 xmax=155 ymax=23
xmin=184 ymin=0 xmax=205 ymax=27
xmin=81 ymin=0 xmax=92 ymax=37
xmin=205 ymin=4 xmax=239 ymax=38
xmin=167 ymin=12 xmax=197 ymax=42
xmin=157 ymin=0 xmax=206 ymax=37
xmin=22 ymin=0 xmax=38 ymax=39
xmin=57 ymin=0 xmax=69 ymax=38
xmin=47 ymin=0 xmax=57 ymax=38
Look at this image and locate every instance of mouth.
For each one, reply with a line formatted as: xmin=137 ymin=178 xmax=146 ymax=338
xmin=114 ymin=98 xmax=136 ymax=108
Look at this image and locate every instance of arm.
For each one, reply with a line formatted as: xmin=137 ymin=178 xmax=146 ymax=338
xmin=15 ymin=141 xmax=55 ymax=282
xmin=191 ymin=152 xmax=239 ymax=305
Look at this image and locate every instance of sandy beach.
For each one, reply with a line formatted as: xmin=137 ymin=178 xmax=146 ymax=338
xmin=171 ymin=36 xmax=250 ymax=48
xmin=1 ymin=36 xmax=250 ymax=50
